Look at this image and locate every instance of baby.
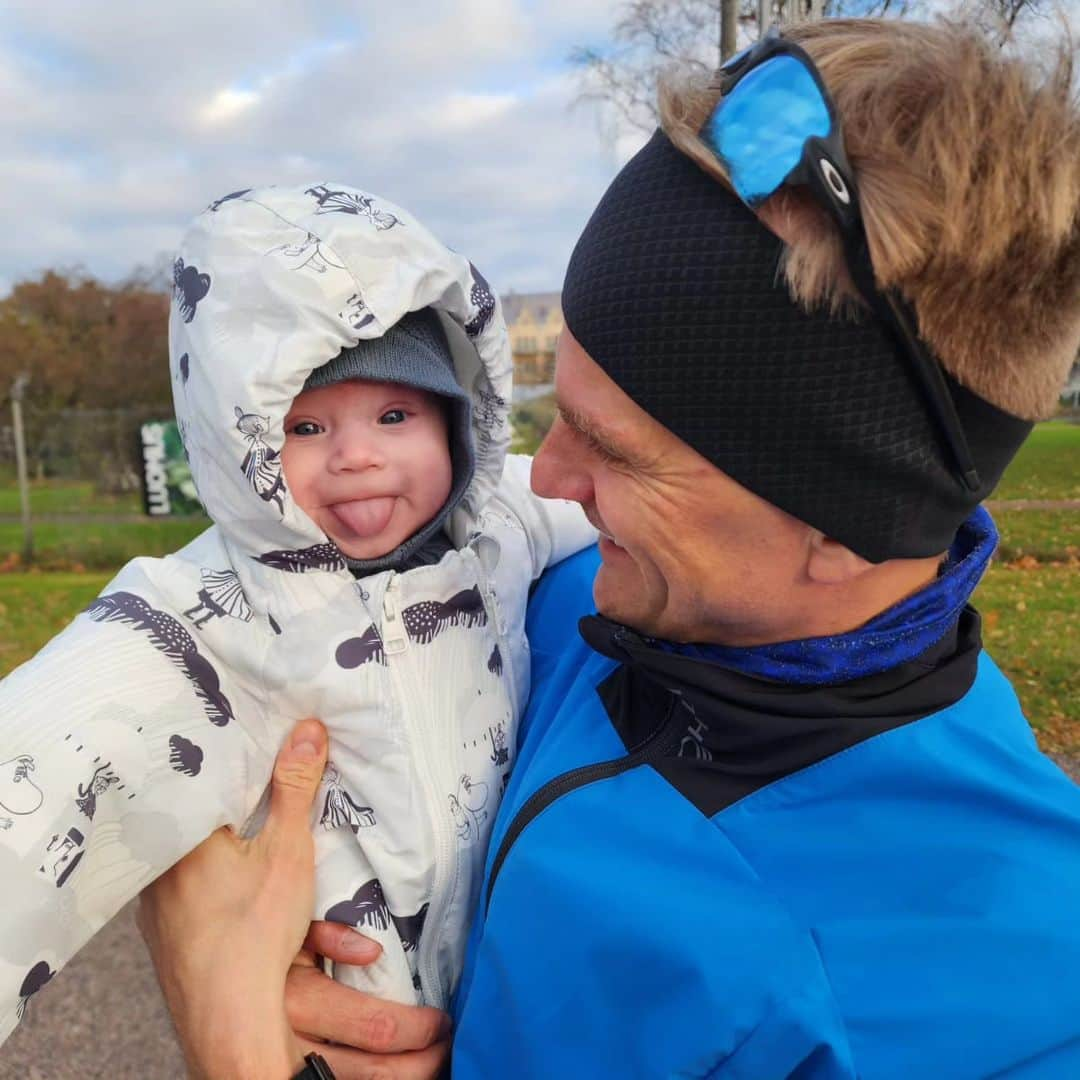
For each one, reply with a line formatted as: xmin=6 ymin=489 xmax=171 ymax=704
xmin=0 ymin=184 xmax=594 ymax=1040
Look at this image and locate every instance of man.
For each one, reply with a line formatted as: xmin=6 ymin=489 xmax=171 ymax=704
xmin=141 ymin=17 xmax=1080 ymax=1078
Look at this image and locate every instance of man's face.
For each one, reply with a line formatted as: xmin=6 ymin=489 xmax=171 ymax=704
xmin=531 ymin=332 xmax=813 ymax=644
xmin=282 ymin=379 xmax=452 ymax=560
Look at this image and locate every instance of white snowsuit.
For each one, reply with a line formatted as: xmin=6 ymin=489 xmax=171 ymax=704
xmin=0 ymin=183 xmax=595 ymax=1040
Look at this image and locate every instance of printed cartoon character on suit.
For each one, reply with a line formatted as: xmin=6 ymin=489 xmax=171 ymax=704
xmin=319 ymin=764 xmax=376 ymax=834
xmin=339 ymin=292 xmax=375 ymax=331
xmin=448 ymin=774 xmax=488 ymax=843
xmin=235 ymin=408 xmax=285 ymax=514
xmin=305 ymin=185 xmax=402 ymax=230
xmin=268 ymin=232 xmax=345 ymax=275
xmin=488 ymin=722 xmax=509 ymax=767
xmin=184 ymin=569 xmax=254 ymax=628
xmin=0 ymin=755 xmax=44 ymax=828
xmin=75 ymin=763 xmax=119 ymax=820
xmin=38 ymin=827 xmax=85 ymax=888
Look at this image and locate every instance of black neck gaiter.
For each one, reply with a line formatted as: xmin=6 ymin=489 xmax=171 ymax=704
xmin=561 ymin=131 xmax=1030 ymax=562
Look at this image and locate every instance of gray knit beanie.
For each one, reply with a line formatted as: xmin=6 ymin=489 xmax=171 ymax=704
xmin=304 ymin=308 xmax=475 ymax=574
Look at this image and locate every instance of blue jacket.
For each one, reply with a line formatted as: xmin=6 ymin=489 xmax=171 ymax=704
xmin=453 ymin=547 xmax=1080 ymax=1078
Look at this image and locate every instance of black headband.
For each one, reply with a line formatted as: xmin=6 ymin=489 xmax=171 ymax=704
xmin=562 ymin=131 xmax=1029 ymax=562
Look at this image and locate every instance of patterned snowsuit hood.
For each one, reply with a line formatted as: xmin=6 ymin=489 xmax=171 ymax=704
xmin=0 ymin=183 xmax=598 ymax=1034
xmin=171 ymin=183 xmax=510 ymax=569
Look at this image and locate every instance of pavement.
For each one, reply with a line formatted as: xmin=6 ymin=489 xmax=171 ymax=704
xmin=0 ymin=902 xmax=184 ymax=1079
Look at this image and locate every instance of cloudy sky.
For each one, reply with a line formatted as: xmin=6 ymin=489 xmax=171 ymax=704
xmin=1 ymin=0 xmax=646 ymax=298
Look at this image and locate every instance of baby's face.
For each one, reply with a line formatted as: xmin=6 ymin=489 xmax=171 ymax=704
xmin=282 ymin=379 xmax=453 ymax=560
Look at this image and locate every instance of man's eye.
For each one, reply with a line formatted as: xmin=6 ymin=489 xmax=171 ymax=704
xmin=289 ymin=421 xmax=323 ymax=436
xmin=379 ymin=409 xmax=407 ymax=425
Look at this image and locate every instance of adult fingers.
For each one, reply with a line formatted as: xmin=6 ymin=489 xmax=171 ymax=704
xmin=303 ymin=920 xmax=383 ymax=966
xmin=285 ymin=964 xmax=450 ymax=1053
xmin=260 ymin=719 xmax=328 ymax=854
xmin=296 ymin=1034 xmax=450 ymax=1080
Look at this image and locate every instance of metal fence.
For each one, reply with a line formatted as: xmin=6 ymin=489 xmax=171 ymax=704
xmin=0 ymin=405 xmax=169 ymax=492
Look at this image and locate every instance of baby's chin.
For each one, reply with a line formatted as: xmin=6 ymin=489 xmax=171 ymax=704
xmin=330 ymin=531 xmax=407 ymax=561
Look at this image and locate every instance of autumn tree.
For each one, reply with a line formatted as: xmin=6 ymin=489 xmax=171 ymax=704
xmin=0 ymin=269 xmax=172 ymax=480
xmin=0 ymin=270 xmax=171 ymax=413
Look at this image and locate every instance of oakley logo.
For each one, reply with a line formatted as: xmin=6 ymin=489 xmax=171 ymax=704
xmin=820 ymin=159 xmax=852 ymax=205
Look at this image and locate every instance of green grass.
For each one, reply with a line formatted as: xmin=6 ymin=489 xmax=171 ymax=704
xmin=0 ymin=518 xmax=210 ymax=571
xmin=0 ymin=480 xmax=143 ymax=516
xmin=992 ymin=420 xmax=1080 ymax=501
xmin=974 ymin=563 xmax=1079 ymax=752
xmin=0 ymin=573 xmax=111 ymax=675
xmin=994 ymin=509 xmax=1078 ymax=562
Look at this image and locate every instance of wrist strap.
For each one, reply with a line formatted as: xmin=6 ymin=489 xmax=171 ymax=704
xmin=291 ymin=1052 xmax=335 ymax=1079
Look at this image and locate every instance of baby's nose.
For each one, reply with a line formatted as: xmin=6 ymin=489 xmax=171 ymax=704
xmin=330 ymin=431 xmax=383 ymax=471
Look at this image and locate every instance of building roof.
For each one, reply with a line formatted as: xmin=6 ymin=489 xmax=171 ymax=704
xmin=500 ymin=291 xmax=562 ymax=326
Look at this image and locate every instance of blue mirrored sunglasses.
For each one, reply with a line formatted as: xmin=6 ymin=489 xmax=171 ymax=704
xmin=701 ymin=30 xmax=981 ymax=493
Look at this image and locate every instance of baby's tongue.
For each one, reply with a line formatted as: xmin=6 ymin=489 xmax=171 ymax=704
xmin=331 ymin=497 xmax=395 ymax=538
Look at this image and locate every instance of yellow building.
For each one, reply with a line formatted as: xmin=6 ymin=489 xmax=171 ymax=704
xmin=501 ymin=291 xmax=562 ymax=384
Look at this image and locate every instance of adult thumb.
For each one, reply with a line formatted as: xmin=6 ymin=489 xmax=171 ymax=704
xmin=265 ymin=718 xmax=328 ymax=839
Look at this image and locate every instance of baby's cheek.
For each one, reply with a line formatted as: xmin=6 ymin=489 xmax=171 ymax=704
xmin=280 ymin=445 xmax=316 ymax=515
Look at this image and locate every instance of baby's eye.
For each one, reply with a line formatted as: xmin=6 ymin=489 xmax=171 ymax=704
xmin=288 ymin=420 xmax=323 ymax=436
xmin=379 ymin=409 xmax=407 ymax=425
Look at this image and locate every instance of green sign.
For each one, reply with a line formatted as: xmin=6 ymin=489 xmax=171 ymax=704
xmin=140 ymin=420 xmax=202 ymax=516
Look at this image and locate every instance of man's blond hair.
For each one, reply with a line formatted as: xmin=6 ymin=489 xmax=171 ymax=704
xmin=660 ymin=18 xmax=1080 ymax=420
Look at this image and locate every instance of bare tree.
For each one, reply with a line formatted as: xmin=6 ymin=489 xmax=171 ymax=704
xmin=570 ymin=0 xmax=1051 ymax=135
xmin=569 ymin=0 xmax=725 ymax=134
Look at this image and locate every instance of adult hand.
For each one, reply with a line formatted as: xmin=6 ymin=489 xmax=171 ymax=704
xmin=138 ymin=718 xmax=451 ymax=1079
xmin=284 ymin=922 xmax=450 ymax=1078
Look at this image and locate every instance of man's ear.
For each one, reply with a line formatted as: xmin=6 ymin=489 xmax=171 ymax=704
xmin=806 ymin=530 xmax=875 ymax=585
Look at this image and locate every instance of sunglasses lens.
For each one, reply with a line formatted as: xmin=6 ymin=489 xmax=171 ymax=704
xmin=703 ymin=54 xmax=832 ymax=205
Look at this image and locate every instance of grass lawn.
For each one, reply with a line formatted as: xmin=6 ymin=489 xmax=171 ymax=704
xmin=991 ymin=420 xmax=1080 ymax=501
xmin=974 ymin=563 xmax=1078 ymax=752
xmin=0 ymin=572 xmax=111 ymax=676
xmin=0 ymin=518 xmax=209 ymax=571
xmin=0 ymin=480 xmax=143 ymax=517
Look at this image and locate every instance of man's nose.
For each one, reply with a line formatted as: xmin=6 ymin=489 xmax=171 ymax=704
xmin=531 ymin=419 xmax=592 ymax=505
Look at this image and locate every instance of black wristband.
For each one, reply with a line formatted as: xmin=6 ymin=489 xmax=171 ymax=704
xmin=291 ymin=1052 xmax=335 ymax=1079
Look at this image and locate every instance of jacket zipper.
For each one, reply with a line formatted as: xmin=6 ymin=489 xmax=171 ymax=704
xmin=484 ymin=691 xmax=682 ymax=916
xmin=379 ymin=572 xmax=456 ymax=1010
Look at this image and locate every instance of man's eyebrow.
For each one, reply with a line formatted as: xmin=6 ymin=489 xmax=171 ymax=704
xmin=555 ymin=403 xmax=637 ymax=465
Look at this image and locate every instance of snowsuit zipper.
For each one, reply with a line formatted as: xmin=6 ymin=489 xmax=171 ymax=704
xmin=379 ymin=572 xmax=456 ymax=1009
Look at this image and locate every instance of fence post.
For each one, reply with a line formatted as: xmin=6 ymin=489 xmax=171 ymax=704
xmin=11 ymin=374 xmax=32 ymax=564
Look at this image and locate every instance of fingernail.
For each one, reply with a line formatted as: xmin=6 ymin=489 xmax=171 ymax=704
xmin=290 ymin=720 xmax=323 ymax=758
xmin=438 ymin=1012 xmax=453 ymax=1039
xmin=341 ymin=935 xmax=381 ymax=962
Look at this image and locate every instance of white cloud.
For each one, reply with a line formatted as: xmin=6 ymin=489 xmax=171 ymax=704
xmin=1 ymin=0 xmax=633 ymax=293
xmin=441 ymin=92 xmax=519 ymax=132
xmin=199 ymin=87 xmax=262 ymax=128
